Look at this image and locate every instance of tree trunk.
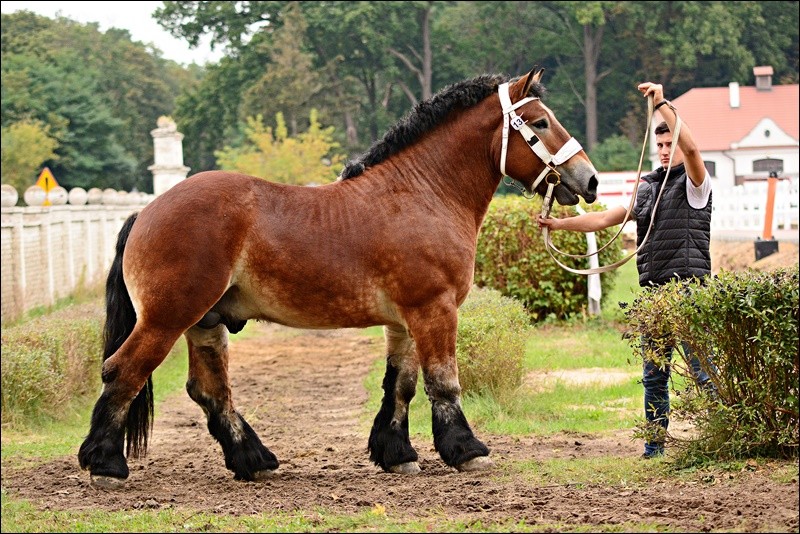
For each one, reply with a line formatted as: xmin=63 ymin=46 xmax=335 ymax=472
xmin=388 ymin=1 xmax=434 ymax=104
xmin=583 ymin=23 xmax=603 ymax=152
xmin=421 ymin=2 xmax=432 ymax=101
xmin=344 ymin=110 xmax=358 ymax=147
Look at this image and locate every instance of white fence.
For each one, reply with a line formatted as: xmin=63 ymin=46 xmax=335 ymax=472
xmin=595 ymin=172 xmax=799 ymax=238
xmin=710 ymin=179 xmax=799 ymax=233
xmin=1 ymin=205 xmax=140 ymax=322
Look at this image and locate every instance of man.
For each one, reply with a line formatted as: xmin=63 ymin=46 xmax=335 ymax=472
xmin=537 ymin=82 xmax=715 ymax=458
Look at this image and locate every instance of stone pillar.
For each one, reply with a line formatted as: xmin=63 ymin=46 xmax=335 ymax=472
xmin=148 ymin=116 xmax=190 ymax=196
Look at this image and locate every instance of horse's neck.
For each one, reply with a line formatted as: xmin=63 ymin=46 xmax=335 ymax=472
xmin=386 ymin=115 xmax=500 ymax=227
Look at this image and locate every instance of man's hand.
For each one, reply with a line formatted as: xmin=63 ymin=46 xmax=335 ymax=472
xmin=638 ymin=82 xmax=664 ymax=103
xmin=537 ymin=215 xmax=559 ymax=231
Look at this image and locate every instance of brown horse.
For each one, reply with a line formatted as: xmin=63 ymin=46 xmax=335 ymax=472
xmin=78 ymin=67 xmax=598 ymax=488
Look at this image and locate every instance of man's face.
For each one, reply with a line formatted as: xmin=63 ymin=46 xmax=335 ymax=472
xmin=655 ymin=132 xmax=684 ymax=168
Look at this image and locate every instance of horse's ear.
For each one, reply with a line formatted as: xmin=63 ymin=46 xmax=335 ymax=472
xmin=518 ymin=65 xmax=545 ymax=98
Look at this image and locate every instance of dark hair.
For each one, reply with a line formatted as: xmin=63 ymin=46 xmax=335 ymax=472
xmin=654 ymin=121 xmax=670 ymax=135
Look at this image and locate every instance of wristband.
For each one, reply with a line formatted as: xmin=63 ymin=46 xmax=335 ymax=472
xmin=654 ymin=99 xmax=671 ymax=111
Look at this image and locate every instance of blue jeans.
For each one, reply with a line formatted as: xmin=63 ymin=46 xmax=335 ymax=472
xmin=641 ymin=337 xmax=714 ymax=456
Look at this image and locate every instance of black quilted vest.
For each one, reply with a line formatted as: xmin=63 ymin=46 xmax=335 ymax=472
xmin=634 ymin=163 xmax=712 ymax=287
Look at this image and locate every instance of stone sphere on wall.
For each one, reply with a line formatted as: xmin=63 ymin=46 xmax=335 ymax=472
xmin=102 ymin=188 xmax=117 ymax=205
xmin=48 ymin=186 xmax=68 ymax=205
xmin=68 ymin=187 xmax=88 ymax=205
xmin=87 ymin=188 xmax=103 ymax=204
xmin=1 ymin=184 xmax=18 ymax=207
xmin=24 ymin=185 xmax=47 ymax=206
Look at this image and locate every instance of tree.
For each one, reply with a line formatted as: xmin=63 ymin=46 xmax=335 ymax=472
xmin=154 ymin=1 xmax=280 ymax=54
xmin=589 ymin=134 xmax=641 ymax=172
xmin=0 ymin=119 xmax=59 ymax=193
xmin=386 ymin=1 xmax=434 ymax=104
xmin=214 ymin=109 xmax=343 ymax=185
xmin=1 ymin=11 xmax=191 ymax=192
xmin=622 ymin=2 xmax=776 ymax=94
xmin=157 ymin=1 xmax=799 ymax=173
xmin=155 ymin=2 xmax=447 ymax=153
xmin=240 ymin=3 xmax=324 ymax=136
xmin=531 ymin=2 xmax=630 ymax=152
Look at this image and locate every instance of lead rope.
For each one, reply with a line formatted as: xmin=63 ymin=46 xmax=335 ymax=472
xmin=540 ymin=95 xmax=682 ymax=275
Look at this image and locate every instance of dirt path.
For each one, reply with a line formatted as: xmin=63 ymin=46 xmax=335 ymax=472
xmin=2 ymin=322 xmax=797 ymax=531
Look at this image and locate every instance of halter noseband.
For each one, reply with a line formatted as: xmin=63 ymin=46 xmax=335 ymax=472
xmin=498 ymin=82 xmax=583 ymax=194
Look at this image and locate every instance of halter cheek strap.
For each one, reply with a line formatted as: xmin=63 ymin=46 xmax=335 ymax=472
xmin=498 ymin=82 xmax=583 ymax=191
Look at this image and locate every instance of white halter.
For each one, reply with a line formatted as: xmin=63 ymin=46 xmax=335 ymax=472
xmin=498 ymin=82 xmax=583 ymax=191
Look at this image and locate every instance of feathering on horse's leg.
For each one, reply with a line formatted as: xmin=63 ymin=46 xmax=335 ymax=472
xmin=185 ymin=324 xmax=279 ymax=481
xmin=368 ymin=324 xmax=420 ymax=474
xmin=407 ymin=307 xmax=493 ymax=472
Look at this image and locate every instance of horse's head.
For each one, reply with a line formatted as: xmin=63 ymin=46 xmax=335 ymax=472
xmin=497 ymin=67 xmax=598 ymax=205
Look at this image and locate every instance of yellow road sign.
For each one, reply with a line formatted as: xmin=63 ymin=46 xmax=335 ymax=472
xmin=35 ymin=167 xmax=59 ymax=191
xmin=34 ymin=167 xmax=60 ymax=206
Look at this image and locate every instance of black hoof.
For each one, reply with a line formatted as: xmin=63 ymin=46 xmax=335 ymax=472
xmin=230 ymin=443 xmax=280 ymax=481
xmin=368 ymin=425 xmax=419 ymax=472
xmin=432 ymin=405 xmax=490 ymax=468
xmin=207 ymin=411 xmax=279 ymax=481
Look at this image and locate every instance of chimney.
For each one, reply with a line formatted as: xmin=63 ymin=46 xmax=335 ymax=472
xmin=729 ymin=82 xmax=740 ymax=108
xmin=754 ymin=65 xmax=773 ymax=91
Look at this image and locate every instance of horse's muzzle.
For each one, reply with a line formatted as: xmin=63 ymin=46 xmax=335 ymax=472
xmin=583 ymin=175 xmax=598 ymax=204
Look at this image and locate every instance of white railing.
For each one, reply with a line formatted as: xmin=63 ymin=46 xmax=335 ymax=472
xmin=595 ymin=172 xmax=799 ymax=238
xmin=1 ymin=185 xmax=152 ymax=323
xmin=710 ymin=179 xmax=798 ymax=233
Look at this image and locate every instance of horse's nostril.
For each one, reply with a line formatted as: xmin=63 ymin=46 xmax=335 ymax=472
xmin=588 ymin=175 xmax=599 ymax=194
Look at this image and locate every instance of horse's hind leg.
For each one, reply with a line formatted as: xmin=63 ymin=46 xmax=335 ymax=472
xmin=368 ymin=324 xmax=421 ymax=474
xmin=185 ymin=324 xmax=279 ymax=481
xmin=406 ymin=303 xmax=493 ymax=472
xmin=78 ymin=324 xmax=183 ymax=489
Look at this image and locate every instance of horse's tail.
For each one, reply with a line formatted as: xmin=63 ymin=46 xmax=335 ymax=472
xmin=103 ymin=212 xmax=152 ymax=459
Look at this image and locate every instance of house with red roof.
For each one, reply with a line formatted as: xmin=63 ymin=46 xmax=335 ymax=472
xmin=641 ymin=66 xmax=799 ymax=237
xmin=655 ymin=66 xmax=799 ymax=188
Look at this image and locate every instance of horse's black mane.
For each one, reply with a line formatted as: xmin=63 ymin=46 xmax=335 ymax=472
xmin=340 ymin=73 xmax=547 ymax=179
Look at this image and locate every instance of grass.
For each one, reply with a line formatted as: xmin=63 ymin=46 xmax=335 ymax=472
xmin=0 ymin=491 xmax=673 ymax=533
xmin=1 ymin=342 xmax=189 ymax=464
xmin=363 ymin=316 xmax=644 ymax=442
xmin=524 ymin=323 xmax=633 ymax=369
xmin=510 ymin=455 xmax=657 ymax=487
xmin=601 ymin=257 xmax=643 ymax=322
xmin=1 ymin=277 xmax=104 ymax=329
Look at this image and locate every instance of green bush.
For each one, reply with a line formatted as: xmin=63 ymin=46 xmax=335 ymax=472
xmin=1 ymin=302 xmax=104 ymax=426
xmin=456 ymin=286 xmax=531 ymax=402
xmin=476 ymin=195 xmax=624 ymax=321
xmin=624 ymin=266 xmax=799 ymax=461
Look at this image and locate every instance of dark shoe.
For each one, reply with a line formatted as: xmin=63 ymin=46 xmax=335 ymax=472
xmin=640 ymin=449 xmax=664 ymax=460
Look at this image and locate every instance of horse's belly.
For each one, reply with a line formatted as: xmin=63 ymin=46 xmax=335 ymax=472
xmin=232 ymin=278 xmax=397 ymax=330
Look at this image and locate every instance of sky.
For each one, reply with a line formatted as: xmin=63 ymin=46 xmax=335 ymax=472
xmin=1 ymin=1 xmax=224 ymax=66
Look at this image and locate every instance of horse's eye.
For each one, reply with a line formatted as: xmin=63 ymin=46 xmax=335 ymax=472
xmin=531 ymin=119 xmax=548 ymax=129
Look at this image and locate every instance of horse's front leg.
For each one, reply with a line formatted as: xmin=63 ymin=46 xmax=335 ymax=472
xmin=368 ymin=324 xmax=421 ymax=474
xmin=406 ymin=303 xmax=494 ymax=472
xmin=185 ymin=324 xmax=279 ymax=481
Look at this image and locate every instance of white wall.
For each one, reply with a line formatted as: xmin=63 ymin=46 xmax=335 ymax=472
xmin=1 ymin=204 xmax=140 ymax=323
